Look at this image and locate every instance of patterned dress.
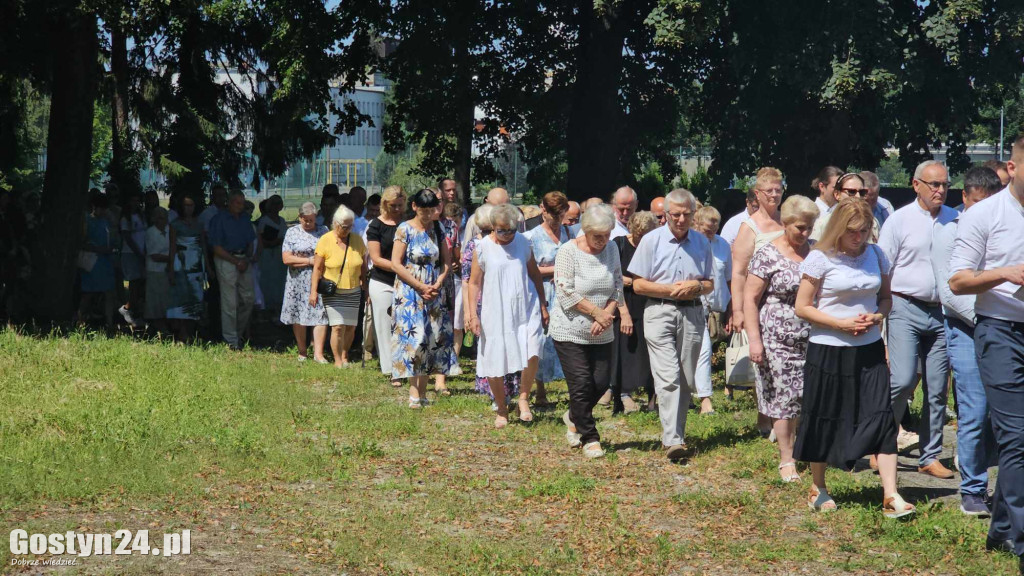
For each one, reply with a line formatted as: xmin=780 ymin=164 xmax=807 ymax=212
xmin=748 ymin=242 xmax=811 ymax=419
xmin=167 ymin=218 xmax=206 ymax=320
xmin=391 ymin=222 xmax=458 ymax=379
xmin=279 ymin=224 xmax=329 ymax=326
xmin=524 ymin=225 xmax=567 ymax=383
xmin=462 ymin=236 xmax=520 ymax=398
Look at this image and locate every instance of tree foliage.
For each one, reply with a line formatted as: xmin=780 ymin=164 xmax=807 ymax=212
xmin=650 ymin=0 xmax=1024 ymax=193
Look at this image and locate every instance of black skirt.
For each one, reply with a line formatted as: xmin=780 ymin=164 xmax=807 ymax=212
xmin=793 ymin=339 xmax=898 ymax=471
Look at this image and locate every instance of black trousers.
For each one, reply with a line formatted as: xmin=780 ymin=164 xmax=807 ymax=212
xmin=554 ymin=339 xmax=613 ymax=445
xmin=976 ymin=317 xmax=1024 ymax=556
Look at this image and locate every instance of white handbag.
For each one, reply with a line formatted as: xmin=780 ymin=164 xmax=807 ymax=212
xmin=725 ymin=331 xmax=755 ymax=388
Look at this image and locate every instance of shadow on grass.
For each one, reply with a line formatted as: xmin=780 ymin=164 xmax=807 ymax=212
xmin=832 ymin=478 xmax=959 ymax=507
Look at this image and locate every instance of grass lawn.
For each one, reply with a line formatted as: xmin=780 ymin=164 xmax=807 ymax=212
xmin=0 ymin=329 xmax=1016 ymax=575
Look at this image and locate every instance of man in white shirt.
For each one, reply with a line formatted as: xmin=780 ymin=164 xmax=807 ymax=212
xmin=628 ymin=188 xmax=714 ymax=462
xmin=719 ymin=190 xmax=757 ymax=246
xmin=810 ymin=166 xmax=843 ymax=241
xmin=609 ymin=186 xmax=637 ymax=240
xmin=950 ymin=137 xmax=1024 ymax=564
xmin=932 ymin=166 xmax=1002 ymax=516
xmin=878 ymin=159 xmax=958 ymax=479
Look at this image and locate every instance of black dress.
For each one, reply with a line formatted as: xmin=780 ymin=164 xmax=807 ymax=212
xmin=610 ymin=235 xmax=655 ymax=408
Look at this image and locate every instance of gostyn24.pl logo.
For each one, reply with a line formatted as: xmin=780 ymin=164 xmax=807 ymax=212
xmin=10 ymin=529 xmax=191 ymax=561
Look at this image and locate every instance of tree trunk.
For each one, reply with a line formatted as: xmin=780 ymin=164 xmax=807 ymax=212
xmin=454 ymin=101 xmax=473 ymax=206
xmin=28 ymin=9 xmax=99 ymax=323
xmin=109 ymin=23 xmax=140 ymax=203
xmin=565 ymin=2 xmax=626 ymax=202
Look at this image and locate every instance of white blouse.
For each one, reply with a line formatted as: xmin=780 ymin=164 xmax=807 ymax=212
xmin=550 ymin=240 xmax=624 ymax=345
xmin=799 ymin=245 xmax=892 ymax=347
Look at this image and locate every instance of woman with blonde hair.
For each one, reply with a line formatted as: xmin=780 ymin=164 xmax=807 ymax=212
xmin=794 ymin=197 xmax=914 ymax=518
xmin=731 ymin=167 xmax=786 ymax=435
xmin=743 ymin=195 xmax=819 ymax=482
xmin=366 ymin=186 xmax=406 ymax=386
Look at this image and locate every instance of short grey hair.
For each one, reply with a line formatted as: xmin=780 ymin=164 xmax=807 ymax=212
xmin=332 ymin=204 xmax=355 ymax=230
xmin=913 ymin=160 xmax=945 ymax=180
xmin=581 ymin=204 xmax=616 ymax=234
xmin=473 ymin=204 xmax=496 ymax=231
xmin=611 ymin=186 xmax=638 ymax=205
xmin=299 ymin=201 xmax=317 ymax=217
xmin=665 ymin=188 xmax=697 ymax=211
xmin=489 ymin=204 xmax=521 ymax=229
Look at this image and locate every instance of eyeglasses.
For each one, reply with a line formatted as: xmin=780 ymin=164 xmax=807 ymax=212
xmin=756 ymin=188 xmax=783 ymax=196
xmin=667 ymin=210 xmax=694 ymax=219
xmin=495 ymin=228 xmax=516 ymax=237
xmin=918 ymin=180 xmax=951 ymax=191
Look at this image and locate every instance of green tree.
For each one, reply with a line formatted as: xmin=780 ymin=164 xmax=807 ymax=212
xmin=651 ymin=0 xmax=1024 ymax=194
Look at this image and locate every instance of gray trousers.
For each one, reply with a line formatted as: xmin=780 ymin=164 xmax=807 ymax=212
xmin=214 ymin=258 xmax=255 ymax=349
xmin=888 ymin=296 xmax=950 ymax=466
xmin=644 ymin=301 xmax=704 ymax=447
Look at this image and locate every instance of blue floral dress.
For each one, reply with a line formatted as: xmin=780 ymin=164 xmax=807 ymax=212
xmin=462 ymin=236 xmax=520 ymax=398
xmin=391 ymin=222 xmax=458 ymax=379
xmin=524 ymin=225 xmax=567 ymax=383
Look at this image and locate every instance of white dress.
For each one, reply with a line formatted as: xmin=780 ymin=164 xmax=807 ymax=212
xmin=475 ymin=235 xmax=544 ymax=378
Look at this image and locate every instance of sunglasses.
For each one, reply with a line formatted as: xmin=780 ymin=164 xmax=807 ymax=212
xmin=495 ymin=228 xmax=517 ymax=237
xmin=840 ymin=188 xmax=868 ymax=197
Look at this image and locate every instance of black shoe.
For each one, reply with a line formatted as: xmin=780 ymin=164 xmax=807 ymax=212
xmin=985 ymin=536 xmax=1014 ymax=555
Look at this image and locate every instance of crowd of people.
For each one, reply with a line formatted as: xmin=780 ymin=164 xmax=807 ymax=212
xmin=72 ymin=145 xmax=1024 ymax=566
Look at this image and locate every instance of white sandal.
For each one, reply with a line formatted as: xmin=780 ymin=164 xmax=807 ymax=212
xmin=883 ymin=494 xmax=916 ymax=519
xmin=778 ymin=461 xmax=801 ymax=483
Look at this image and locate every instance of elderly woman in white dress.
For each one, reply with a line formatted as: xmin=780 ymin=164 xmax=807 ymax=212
xmin=465 ymin=204 xmax=549 ymax=429
xmin=552 ymin=205 xmax=630 ymax=459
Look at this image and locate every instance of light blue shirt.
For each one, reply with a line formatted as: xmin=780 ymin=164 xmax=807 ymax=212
xmin=931 ymin=216 xmax=975 ymax=326
xmin=626 ymin=225 xmax=713 ymax=286
xmin=703 ymin=235 xmax=732 ymax=312
xmin=874 ymin=197 xmax=895 ymax=227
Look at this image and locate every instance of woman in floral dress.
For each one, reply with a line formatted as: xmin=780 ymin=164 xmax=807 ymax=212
xmin=279 ymin=202 xmax=329 ymax=361
xmin=391 ymin=190 xmax=458 ymax=408
xmin=461 ymin=204 xmax=521 ymax=401
xmin=743 ymin=195 xmax=820 ymax=482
